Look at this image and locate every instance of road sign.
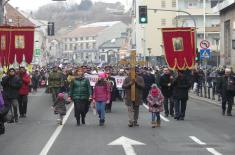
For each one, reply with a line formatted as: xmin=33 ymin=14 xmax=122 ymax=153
xmin=200 ymin=40 xmax=210 ymax=49
xmin=200 ymin=49 xmax=211 ymax=59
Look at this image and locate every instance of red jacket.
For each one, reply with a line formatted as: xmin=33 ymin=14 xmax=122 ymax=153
xmin=19 ymin=73 xmax=31 ymax=95
xmin=93 ymin=81 xmax=110 ymax=103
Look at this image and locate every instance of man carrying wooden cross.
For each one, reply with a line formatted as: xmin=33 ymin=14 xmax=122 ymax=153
xmin=122 ymin=51 xmax=145 ymax=127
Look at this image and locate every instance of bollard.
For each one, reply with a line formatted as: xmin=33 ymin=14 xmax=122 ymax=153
xmin=207 ymin=86 xmax=211 ymax=99
xmin=204 ymin=84 xmax=207 ymax=98
xmin=212 ymin=85 xmax=215 ymax=100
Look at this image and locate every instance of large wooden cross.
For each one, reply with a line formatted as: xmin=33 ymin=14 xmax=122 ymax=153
xmin=119 ymin=50 xmax=146 ymax=102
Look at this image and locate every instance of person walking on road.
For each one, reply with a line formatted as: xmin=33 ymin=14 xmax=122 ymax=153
xmin=69 ymin=68 xmax=92 ymax=126
xmin=147 ymin=84 xmax=164 ymax=128
xmin=159 ymin=68 xmax=174 ymax=117
xmin=1 ymin=68 xmax=22 ymax=123
xmin=31 ymin=70 xmax=40 ymax=92
xmin=105 ymin=71 xmax=117 ymax=113
xmin=48 ymin=66 xmax=63 ymax=102
xmin=172 ymin=70 xmax=191 ymax=120
xmin=18 ymin=67 xmax=30 ymax=118
xmin=52 ymin=93 xmax=68 ymax=125
xmin=217 ymin=68 xmax=235 ymax=116
xmin=93 ymin=72 xmax=110 ymax=126
xmin=122 ymin=69 xmax=145 ymax=127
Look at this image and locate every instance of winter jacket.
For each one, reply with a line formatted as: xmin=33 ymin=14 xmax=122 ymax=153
xmin=93 ymin=80 xmax=110 ymax=103
xmin=19 ymin=73 xmax=30 ymax=95
xmin=53 ymin=98 xmax=67 ymax=115
xmin=69 ymin=77 xmax=92 ymax=100
xmin=217 ymin=75 xmax=235 ymax=97
xmin=172 ymin=75 xmax=191 ymax=100
xmin=147 ymin=88 xmax=164 ymax=113
xmin=122 ymin=75 xmax=145 ymax=106
xmin=1 ymin=75 xmax=22 ymax=99
xmin=159 ymin=74 xmax=174 ymax=97
xmin=106 ymin=76 xmax=117 ymax=101
xmin=48 ymin=71 xmax=63 ymax=88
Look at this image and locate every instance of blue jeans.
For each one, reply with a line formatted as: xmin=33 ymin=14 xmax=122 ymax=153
xmin=152 ymin=112 xmax=160 ymax=122
xmin=96 ymin=101 xmax=105 ymax=120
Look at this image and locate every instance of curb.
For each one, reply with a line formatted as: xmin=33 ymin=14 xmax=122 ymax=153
xmin=189 ymin=93 xmax=221 ymax=107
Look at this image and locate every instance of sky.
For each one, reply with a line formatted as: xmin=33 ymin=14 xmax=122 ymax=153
xmin=8 ymin=0 xmax=132 ymax=11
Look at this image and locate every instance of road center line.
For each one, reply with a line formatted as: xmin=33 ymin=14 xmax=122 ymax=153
xmin=189 ymin=136 xmax=206 ymax=145
xmin=143 ymin=104 xmax=170 ymax=122
xmin=189 ymin=136 xmax=223 ymax=155
xmin=39 ymin=104 xmax=74 ymax=155
xmin=207 ymin=148 xmax=223 ymax=155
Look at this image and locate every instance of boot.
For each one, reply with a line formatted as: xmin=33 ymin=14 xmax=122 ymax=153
xmin=156 ymin=120 xmax=161 ymax=127
xmin=99 ymin=119 xmax=105 ymax=126
xmin=81 ymin=117 xmax=85 ymax=124
xmin=0 ymin=123 xmax=5 ymax=135
xmin=76 ymin=118 xmax=80 ymax=126
xmin=151 ymin=121 xmax=155 ymax=128
xmin=128 ymin=121 xmax=133 ymax=127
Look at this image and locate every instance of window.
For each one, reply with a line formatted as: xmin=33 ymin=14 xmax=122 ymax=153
xmin=86 ymin=43 xmax=89 ymax=49
xmin=75 ymin=37 xmax=78 ymax=41
xmin=161 ymin=0 xmax=166 ymax=8
xmin=81 ymin=43 xmax=84 ymax=49
xmin=172 ymin=19 xmax=176 ymax=26
xmin=161 ymin=19 xmax=166 ymax=26
xmin=172 ymin=0 xmax=176 ymax=8
xmin=232 ymin=40 xmax=235 ymax=49
xmin=80 ymin=37 xmax=83 ymax=40
xmin=65 ymin=44 xmax=68 ymax=50
xmin=86 ymin=37 xmax=89 ymax=40
xmin=69 ymin=38 xmax=72 ymax=42
xmin=70 ymin=44 xmax=73 ymax=50
xmin=93 ymin=43 xmax=96 ymax=49
xmin=188 ymin=0 xmax=198 ymax=8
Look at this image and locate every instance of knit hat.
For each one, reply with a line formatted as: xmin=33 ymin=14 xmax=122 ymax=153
xmin=151 ymin=84 xmax=159 ymax=97
xmin=98 ymin=72 xmax=106 ymax=79
xmin=58 ymin=93 xmax=64 ymax=99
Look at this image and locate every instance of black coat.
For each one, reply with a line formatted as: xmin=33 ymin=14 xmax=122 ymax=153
xmin=159 ymin=74 xmax=174 ymax=97
xmin=172 ymin=75 xmax=191 ymax=100
xmin=216 ymin=75 xmax=235 ymax=97
xmin=1 ymin=75 xmax=22 ymax=99
xmin=107 ymin=76 xmax=117 ymax=101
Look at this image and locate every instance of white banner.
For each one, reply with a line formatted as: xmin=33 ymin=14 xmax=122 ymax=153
xmin=84 ymin=74 xmax=126 ymax=88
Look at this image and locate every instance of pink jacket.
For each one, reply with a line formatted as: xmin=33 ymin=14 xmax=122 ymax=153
xmin=93 ymin=82 xmax=110 ymax=103
xmin=147 ymin=88 xmax=164 ymax=112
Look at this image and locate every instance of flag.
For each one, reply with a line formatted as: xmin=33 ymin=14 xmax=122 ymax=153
xmin=9 ymin=26 xmax=35 ymax=64
xmin=0 ymin=26 xmax=11 ymax=65
xmin=162 ymin=27 xmax=196 ymax=70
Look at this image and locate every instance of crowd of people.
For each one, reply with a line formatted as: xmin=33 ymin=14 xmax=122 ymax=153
xmin=0 ymin=64 xmax=234 ymax=135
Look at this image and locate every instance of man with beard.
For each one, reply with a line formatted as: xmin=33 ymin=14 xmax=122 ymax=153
xmin=159 ymin=67 xmax=174 ymax=117
xmin=122 ymin=68 xmax=145 ymax=127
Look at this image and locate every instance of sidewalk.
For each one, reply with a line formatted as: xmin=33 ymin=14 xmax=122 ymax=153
xmin=189 ymin=92 xmax=221 ymax=107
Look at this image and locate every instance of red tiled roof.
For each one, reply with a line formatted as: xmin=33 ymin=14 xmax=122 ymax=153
xmin=5 ymin=4 xmax=35 ymax=27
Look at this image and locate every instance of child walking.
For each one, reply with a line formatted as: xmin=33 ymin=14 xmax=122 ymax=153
xmin=92 ymin=72 xmax=110 ymax=126
xmin=52 ymin=93 xmax=67 ymax=125
xmin=147 ymin=84 xmax=164 ymax=128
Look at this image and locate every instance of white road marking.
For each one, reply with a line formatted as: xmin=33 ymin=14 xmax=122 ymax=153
xmin=189 ymin=136 xmax=206 ymax=145
xmin=207 ymin=148 xmax=223 ymax=155
xmin=143 ymin=104 xmax=170 ymax=122
xmin=39 ymin=104 xmax=74 ymax=155
xmin=189 ymin=136 xmax=223 ymax=155
xmin=108 ymin=136 xmax=146 ymax=155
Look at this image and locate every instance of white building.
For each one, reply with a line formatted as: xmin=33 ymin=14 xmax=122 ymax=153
xmin=62 ymin=21 xmax=128 ymax=64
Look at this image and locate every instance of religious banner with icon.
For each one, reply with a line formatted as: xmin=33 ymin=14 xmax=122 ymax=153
xmin=9 ymin=26 xmax=35 ymax=64
xmin=161 ymin=27 xmax=196 ymax=70
xmin=0 ymin=26 xmax=11 ymax=65
xmin=0 ymin=26 xmax=35 ymax=65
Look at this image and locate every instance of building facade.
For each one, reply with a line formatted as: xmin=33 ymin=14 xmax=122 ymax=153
xmin=62 ymin=21 xmax=127 ymax=64
xmin=214 ymin=0 xmax=235 ymax=68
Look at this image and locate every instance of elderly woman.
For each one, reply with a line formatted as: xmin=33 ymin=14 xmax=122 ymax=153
xmin=69 ymin=68 xmax=92 ymax=126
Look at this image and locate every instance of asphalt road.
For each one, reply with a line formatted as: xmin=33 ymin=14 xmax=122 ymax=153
xmin=0 ymin=88 xmax=235 ymax=155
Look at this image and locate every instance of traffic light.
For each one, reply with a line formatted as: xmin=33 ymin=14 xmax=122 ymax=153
xmin=139 ymin=6 xmax=148 ymax=24
xmin=48 ymin=22 xmax=55 ymax=36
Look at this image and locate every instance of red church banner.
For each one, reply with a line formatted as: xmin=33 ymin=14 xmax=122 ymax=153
xmin=0 ymin=26 xmax=34 ymax=65
xmin=161 ymin=27 xmax=196 ymax=70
